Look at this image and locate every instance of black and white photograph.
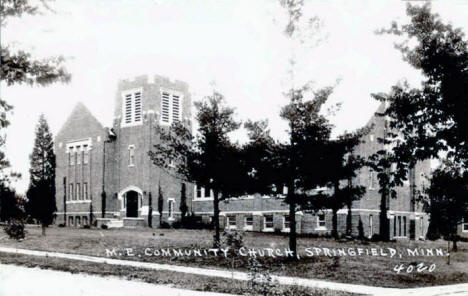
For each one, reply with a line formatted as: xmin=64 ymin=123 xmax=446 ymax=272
xmin=0 ymin=0 xmax=468 ymax=295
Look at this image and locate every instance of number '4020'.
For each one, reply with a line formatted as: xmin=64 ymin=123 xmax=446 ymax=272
xmin=393 ymin=263 xmax=436 ymax=274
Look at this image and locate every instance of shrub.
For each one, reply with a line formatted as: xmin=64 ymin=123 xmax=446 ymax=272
xmin=160 ymin=221 xmax=171 ymax=229
xmin=245 ymin=258 xmax=282 ymax=296
xmin=58 ymin=223 xmax=65 ymax=228
xmin=222 ymin=229 xmax=244 ymax=251
xmin=83 ymin=225 xmax=91 ymax=229
xmin=3 ymin=218 xmax=26 ymax=240
xmin=100 ymin=224 xmax=108 ymax=230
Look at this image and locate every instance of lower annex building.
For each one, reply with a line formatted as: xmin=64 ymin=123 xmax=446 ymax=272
xmin=54 ymin=74 xmax=432 ymax=239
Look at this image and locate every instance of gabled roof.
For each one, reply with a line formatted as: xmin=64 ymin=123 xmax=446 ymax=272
xmin=55 ymin=102 xmax=105 ymax=140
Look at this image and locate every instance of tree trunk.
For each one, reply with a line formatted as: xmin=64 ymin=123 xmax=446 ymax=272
xmin=379 ymin=190 xmax=389 ymax=241
xmin=41 ymin=224 xmax=46 ymax=236
xmin=213 ymin=190 xmax=220 ymax=248
xmin=346 ymin=200 xmax=352 ymax=236
xmin=332 ymin=182 xmax=339 ymax=239
xmin=332 ymin=207 xmax=338 ymax=239
xmin=288 ymin=178 xmax=297 ymax=260
xmin=452 ymin=237 xmax=458 ymax=252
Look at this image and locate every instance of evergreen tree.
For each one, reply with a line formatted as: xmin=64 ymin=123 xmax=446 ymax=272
xmin=148 ymin=192 xmax=153 ymax=228
xmin=26 ymin=114 xmax=56 ymax=236
xmin=180 ymin=183 xmax=188 ymax=223
xmin=157 ymin=184 xmax=164 ymax=225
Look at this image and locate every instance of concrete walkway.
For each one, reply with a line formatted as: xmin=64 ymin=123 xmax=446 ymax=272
xmin=0 ymin=246 xmax=467 ymax=296
xmin=0 ymin=264 xmax=237 ymax=296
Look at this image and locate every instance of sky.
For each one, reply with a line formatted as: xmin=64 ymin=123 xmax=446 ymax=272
xmin=1 ymin=0 xmax=468 ymax=193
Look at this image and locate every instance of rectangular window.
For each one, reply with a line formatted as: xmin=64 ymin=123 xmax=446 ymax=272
xmin=196 ymin=185 xmax=202 ymax=198
xmin=134 ymin=91 xmax=142 ymax=123
xmin=76 ymin=216 xmax=81 ymax=227
xmin=83 ymin=145 xmax=89 ymax=164
xmin=70 ymin=184 xmax=74 ymax=200
xmin=244 ymin=216 xmax=253 ymax=230
xmin=398 ymin=216 xmax=402 ymax=236
xmin=125 ymin=93 xmax=132 ymax=124
xmin=227 ymin=215 xmax=236 ymax=229
xmin=369 ymin=215 xmax=373 ymax=238
xmin=161 ymin=92 xmax=170 ymax=123
xmin=463 ymin=221 xmax=468 ymax=232
xmin=70 ymin=147 xmax=75 ymax=165
xmin=122 ymin=89 xmax=143 ymax=126
xmin=172 ymin=94 xmax=180 ymax=123
xmin=82 ymin=216 xmax=88 ymax=226
xmin=160 ymin=90 xmax=183 ymax=125
xmin=264 ymin=215 xmax=274 ymax=231
xmin=318 ymin=213 xmax=326 ymax=228
xmin=284 ymin=215 xmax=290 ymax=230
xmin=76 ymin=146 xmax=81 ymax=164
xmin=129 ymin=146 xmax=135 ymax=166
xmin=369 ymin=172 xmax=375 ymax=189
xmin=68 ymin=216 xmax=74 ymax=226
xmin=76 ymin=183 xmax=81 ymax=200
xmin=168 ymin=199 xmax=175 ymax=219
xmin=83 ymin=183 xmax=88 ymax=200
xmin=204 ymin=186 xmax=212 ymax=198
xmin=403 ymin=216 xmax=407 ymax=237
xmin=393 ymin=216 xmax=397 ymax=237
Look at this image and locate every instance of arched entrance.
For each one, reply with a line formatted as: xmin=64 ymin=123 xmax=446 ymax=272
xmin=126 ymin=191 xmax=139 ymax=218
xmin=118 ymin=186 xmax=144 ymax=218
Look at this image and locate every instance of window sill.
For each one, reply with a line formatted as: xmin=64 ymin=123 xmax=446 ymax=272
xmin=263 ymin=228 xmax=274 ymax=232
xmin=66 ymin=200 xmax=91 ymax=204
xmin=194 ymin=197 xmax=214 ymax=201
xmin=315 ymin=226 xmax=327 ymax=231
xmin=282 ymin=228 xmax=290 ymax=233
xmin=243 ymin=226 xmax=253 ymax=231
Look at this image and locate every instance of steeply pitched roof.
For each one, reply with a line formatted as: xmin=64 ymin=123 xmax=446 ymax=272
xmin=55 ymin=102 xmax=105 ymax=140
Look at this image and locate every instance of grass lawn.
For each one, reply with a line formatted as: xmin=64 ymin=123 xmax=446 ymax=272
xmin=1 ymin=226 xmax=467 ymax=289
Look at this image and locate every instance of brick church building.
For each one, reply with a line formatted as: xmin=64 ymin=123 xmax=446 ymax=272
xmin=55 ymin=74 xmax=430 ymax=239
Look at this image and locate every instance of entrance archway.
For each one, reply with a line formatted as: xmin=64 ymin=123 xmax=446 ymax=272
xmin=126 ymin=191 xmax=139 ymax=218
xmin=118 ymin=186 xmax=144 ymax=218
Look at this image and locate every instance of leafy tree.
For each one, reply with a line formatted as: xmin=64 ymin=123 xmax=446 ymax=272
xmin=324 ymin=133 xmax=367 ymax=239
xmin=244 ymin=85 xmax=338 ymax=257
xmin=369 ymin=4 xmax=468 ymax=240
xmin=25 ymin=114 xmax=56 ymax=236
xmin=425 ymin=161 xmax=468 ymax=251
xmin=0 ymin=0 xmax=70 ymax=224
xmin=149 ymin=91 xmax=245 ymax=247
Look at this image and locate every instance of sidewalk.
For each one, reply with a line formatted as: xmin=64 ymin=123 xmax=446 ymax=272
xmin=0 ymin=264 xmax=237 ymax=296
xmin=0 ymin=246 xmax=467 ymax=295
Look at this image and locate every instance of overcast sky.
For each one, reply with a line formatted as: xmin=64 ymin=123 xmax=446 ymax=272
xmin=2 ymin=0 xmax=468 ymax=193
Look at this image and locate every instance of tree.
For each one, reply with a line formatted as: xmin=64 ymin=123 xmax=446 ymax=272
xmin=180 ymin=183 xmax=188 ymax=223
xmin=0 ymin=0 xmax=70 ymax=222
xmin=323 ymin=133 xmax=367 ymax=239
xmin=157 ymin=183 xmax=163 ymax=225
xmin=425 ymin=161 xmax=468 ymax=251
xmin=26 ymin=114 xmax=56 ymax=236
xmin=0 ymin=184 xmax=23 ymax=222
xmin=150 ymin=91 xmax=245 ymax=247
xmin=368 ymin=4 xmax=468 ymax=241
xmin=244 ymin=85 xmax=338 ymax=257
xmin=372 ymin=3 xmax=468 ymax=191
xmin=148 ymin=192 xmax=153 ymax=228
